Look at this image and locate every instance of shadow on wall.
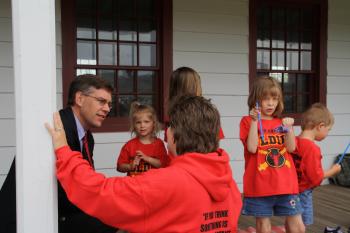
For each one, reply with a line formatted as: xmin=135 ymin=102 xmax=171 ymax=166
xmin=0 ymin=158 xmax=16 ymax=233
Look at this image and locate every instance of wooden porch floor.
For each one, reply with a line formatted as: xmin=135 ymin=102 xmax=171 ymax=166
xmin=238 ymin=184 xmax=350 ymax=233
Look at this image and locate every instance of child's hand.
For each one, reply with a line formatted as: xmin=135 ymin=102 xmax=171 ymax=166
xmin=282 ymin=117 xmax=294 ymax=128
xmin=331 ymin=164 xmax=342 ymax=175
xmin=136 ymin=150 xmax=151 ymax=162
xmin=130 ymin=156 xmax=141 ymax=170
xmin=249 ymin=107 xmax=259 ymax=121
xmin=136 ymin=150 xmax=146 ymax=157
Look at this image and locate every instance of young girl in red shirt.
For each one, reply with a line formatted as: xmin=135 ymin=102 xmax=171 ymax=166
xmin=240 ymin=76 xmax=305 ymax=233
xmin=116 ymin=102 xmax=167 ymax=176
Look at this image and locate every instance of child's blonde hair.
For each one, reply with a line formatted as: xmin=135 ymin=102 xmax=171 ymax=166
xmin=248 ymin=76 xmax=284 ymax=117
xmin=301 ymin=103 xmax=334 ymax=130
xmin=168 ymin=67 xmax=202 ymax=107
xmin=129 ymin=101 xmax=160 ymax=137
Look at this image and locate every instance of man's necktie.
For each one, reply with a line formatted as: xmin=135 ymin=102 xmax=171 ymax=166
xmin=83 ymin=133 xmax=95 ymax=170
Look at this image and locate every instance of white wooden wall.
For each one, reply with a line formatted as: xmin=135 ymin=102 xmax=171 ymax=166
xmin=173 ymin=0 xmax=249 ymax=190
xmin=0 ymin=0 xmax=15 ymax=188
xmin=322 ymin=0 xmax=350 ymax=181
xmin=1 ymin=0 xmax=350 ymax=192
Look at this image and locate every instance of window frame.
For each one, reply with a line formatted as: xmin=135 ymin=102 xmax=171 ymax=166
xmin=249 ymin=0 xmax=327 ymax=123
xmin=61 ymin=0 xmax=173 ymax=132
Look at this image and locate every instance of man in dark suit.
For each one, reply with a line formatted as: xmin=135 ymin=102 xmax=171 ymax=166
xmin=0 ymin=74 xmax=117 ymax=233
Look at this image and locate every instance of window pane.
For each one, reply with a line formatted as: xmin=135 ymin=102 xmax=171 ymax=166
xmin=77 ymin=40 xmax=96 ymax=65
xmin=272 ymin=8 xmax=284 ymax=29
xmin=257 ymin=6 xmax=270 ymax=29
xmin=77 ymin=16 xmax=96 ymax=39
xmin=286 ymin=51 xmax=298 ymax=70
xmin=98 ymin=70 xmax=115 ymax=87
xmin=297 ymin=74 xmax=310 ymax=92
xmin=272 ymin=50 xmax=284 ymax=70
xmin=137 ymin=71 xmax=154 ymax=93
xmin=108 ymin=95 xmax=117 ymax=117
xmin=98 ymin=42 xmax=117 ymax=65
xmin=119 ymin=0 xmax=134 ymax=19
xmin=139 ymin=44 xmax=156 ymax=66
xmin=286 ymin=30 xmax=299 ymax=49
xmin=284 ymin=95 xmax=295 ymax=113
xmin=118 ymin=95 xmax=134 ymax=117
xmin=272 ymin=30 xmax=284 ymax=49
xmin=76 ymin=69 xmax=96 ymax=75
xmin=98 ymin=0 xmax=114 ymax=16
xmin=257 ymin=49 xmax=270 ymax=69
xmin=119 ymin=43 xmax=137 ymax=66
xmin=257 ymin=72 xmax=269 ymax=77
xmin=138 ymin=95 xmax=153 ymax=106
xmin=300 ymin=51 xmax=311 ymax=70
xmin=297 ymin=94 xmax=310 ymax=113
xmin=98 ymin=17 xmax=117 ymax=40
xmin=119 ymin=20 xmax=137 ymax=41
xmin=118 ymin=70 xmax=134 ymax=93
xmin=257 ymin=29 xmax=270 ymax=48
xmin=269 ymin=73 xmax=282 ymax=83
xmin=139 ymin=21 xmax=156 ymax=42
xmin=283 ymin=73 xmax=296 ymax=93
xmin=138 ymin=0 xmax=155 ymax=18
xmin=301 ymin=31 xmax=312 ymax=50
xmin=286 ymin=9 xmax=299 ymax=29
xmin=301 ymin=9 xmax=313 ymax=30
xmin=76 ymin=0 xmax=96 ymax=14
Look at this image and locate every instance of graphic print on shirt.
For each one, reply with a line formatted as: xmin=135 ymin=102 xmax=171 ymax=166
xmin=129 ymin=159 xmax=153 ymax=177
xmin=257 ymin=129 xmax=291 ymax=171
xmin=200 ymin=209 xmax=231 ymax=233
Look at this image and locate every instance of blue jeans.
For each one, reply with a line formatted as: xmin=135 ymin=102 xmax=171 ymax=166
xmin=299 ymin=189 xmax=313 ymax=225
xmin=242 ymin=194 xmax=302 ymax=217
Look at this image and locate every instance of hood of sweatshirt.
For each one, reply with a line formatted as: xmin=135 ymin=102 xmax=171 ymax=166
xmin=171 ymin=148 xmax=233 ymax=202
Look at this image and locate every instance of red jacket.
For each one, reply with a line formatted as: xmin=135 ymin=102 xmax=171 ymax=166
xmin=240 ymin=116 xmax=299 ymax=197
xmin=56 ymin=146 xmax=242 ymax=233
xmin=292 ymin=137 xmax=324 ymax=192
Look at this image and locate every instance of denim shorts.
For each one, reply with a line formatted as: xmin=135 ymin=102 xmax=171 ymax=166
xmin=242 ymin=194 xmax=302 ymax=217
xmin=299 ymin=189 xmax=313 ymax=225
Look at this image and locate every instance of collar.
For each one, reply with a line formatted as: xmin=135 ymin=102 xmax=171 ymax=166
xmin=73 ymin=114 xmax=86 ymax=142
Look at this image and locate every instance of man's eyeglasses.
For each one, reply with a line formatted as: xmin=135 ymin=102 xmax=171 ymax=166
xmin=83 ymin=94 xmax=113 ymax=109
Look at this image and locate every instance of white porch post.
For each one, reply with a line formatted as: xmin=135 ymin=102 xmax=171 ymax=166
xmin=11 ymin=0 xmax=58 ymax=232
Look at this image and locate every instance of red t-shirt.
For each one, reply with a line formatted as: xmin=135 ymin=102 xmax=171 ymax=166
xmin=117 ymin=137 xmax=168 ymax=176
xmin=292 ymin=137 xmax=324 ymax=192
xmin=239 ymin=116 xmax=299 ymax=197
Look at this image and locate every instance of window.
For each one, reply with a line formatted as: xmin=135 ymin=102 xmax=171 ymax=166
xmin=61 ymin=0 xmax=172 ymax=131
xmin=249 ymin=0 xmax=327 ymax=118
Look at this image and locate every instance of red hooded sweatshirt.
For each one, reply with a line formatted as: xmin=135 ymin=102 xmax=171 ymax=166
xmin=55 ymin=146 xmax=242 ymax=233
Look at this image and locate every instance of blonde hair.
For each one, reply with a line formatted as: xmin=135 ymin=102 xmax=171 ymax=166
xmin=169 ymin=67 xmax=202 ymax=107
xmin=248 ymin=76 xmax=284 ymax=117
xmin=129 ymin=102 xmax=160 ymax=137
xmin=301 ymin=103 xmax=334 ymax=130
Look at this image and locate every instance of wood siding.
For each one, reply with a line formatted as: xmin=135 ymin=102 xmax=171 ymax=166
xmin=174 ymin=0 xmax=249 ymax=191
xmin=323 ymin=0 xmax=350 ymax=179
xmin=0 ymin=0 xmax=15 ymax=188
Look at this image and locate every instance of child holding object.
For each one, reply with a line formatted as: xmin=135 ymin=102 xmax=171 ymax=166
xmin=46 ymin=95 xmax=242 ymax=232
xmin=116 ymin=102 xmax=167 ymax=176
xmin=240 ymin=76 xmax=304 ymax=233
xmin=292 ymin=103 xmax=341 ymax=227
